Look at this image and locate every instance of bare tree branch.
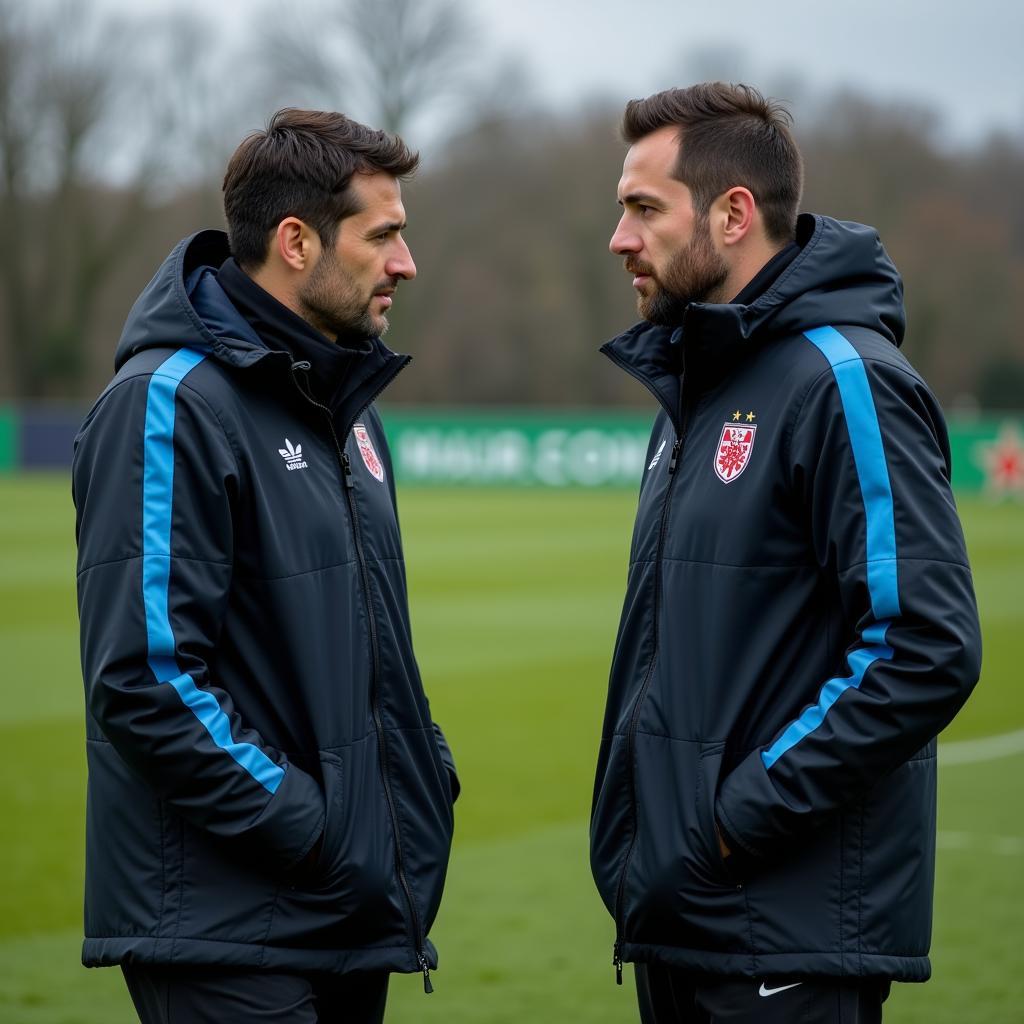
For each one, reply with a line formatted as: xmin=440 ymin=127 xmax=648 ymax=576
xmin=0 ymin=1 xmax=239 ymax=396
xmin=257 ymin=0 xmax=477 ymax=138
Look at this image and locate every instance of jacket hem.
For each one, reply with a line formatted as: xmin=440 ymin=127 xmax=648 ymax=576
xmin=620 ymin=942 xmax=930 ymax=981
xmin=82 ymin=936 xmax=437 ymax=976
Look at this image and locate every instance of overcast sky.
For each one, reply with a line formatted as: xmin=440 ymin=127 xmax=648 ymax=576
xmin=475 ymin=0 xmax=1022 ymax=141
xmin=102 ymin=0 xmax=1022 ymax=146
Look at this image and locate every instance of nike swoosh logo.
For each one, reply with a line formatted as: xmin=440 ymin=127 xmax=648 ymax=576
xmin=758 ymin=982 xmax=803 ymax=997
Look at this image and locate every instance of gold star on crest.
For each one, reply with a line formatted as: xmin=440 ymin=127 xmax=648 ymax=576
xmin=732 ymin=410 xmax=742 ymax=421
xmin=746 ymin=411 xmax=756 ymax=422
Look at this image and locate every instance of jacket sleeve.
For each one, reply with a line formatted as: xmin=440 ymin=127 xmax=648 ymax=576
xmin=715 ymin=335 xmax=981 ymax=865
xmin=74 ymin=363 xmax=324 ymax=871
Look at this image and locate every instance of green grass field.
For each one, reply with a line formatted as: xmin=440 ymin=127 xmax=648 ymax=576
xmin=1 ymin=475 xmax=1021 ymax=1023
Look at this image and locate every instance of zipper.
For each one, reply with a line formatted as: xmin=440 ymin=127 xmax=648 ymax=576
xmin=342 ymin=447 xmax=431 ymax=991
xmin=291 ymin=359 xmax=434 ymax=992
xmin=609 ymin=360 xmax=693 ymax=983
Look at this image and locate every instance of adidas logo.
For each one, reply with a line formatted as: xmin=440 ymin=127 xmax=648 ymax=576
xmin=278 ymin=438 xmax=308 ymax=471
xmin=648 ymin=438 xmax=667 ymax=470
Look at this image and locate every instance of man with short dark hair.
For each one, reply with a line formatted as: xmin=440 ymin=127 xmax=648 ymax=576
xmin=74 ymin=108 xmax=458 ymax=1023
xmin=589 ymin=83 xmax=981 ymax=1023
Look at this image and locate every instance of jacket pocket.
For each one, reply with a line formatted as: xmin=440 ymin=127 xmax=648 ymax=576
xmin=590 ymin=733 xmax=633 ymax=917
xmin=623 ymin=735 xmax=748 ymax=951
xmin=316 ymin=749 xmax=402 ymax=912
xmin=379 ymin=726 xmax=456 ymax=937
xmin=858 ymin=756 xmax=936 ymax=957
xmin=315 ymin=750 xmax=346 ymax=883
xmin=84 ymin=741 xmax=169 ymax=938
xmin=742 ymin=798 xmax=844 ymax=957
xmin=269 ymin=745 xmax=407 ymax=950
xmin=695 ymin=745 xmax=735 ymax=885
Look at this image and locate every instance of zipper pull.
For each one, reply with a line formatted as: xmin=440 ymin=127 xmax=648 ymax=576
xmin=668 ymin=437 xmax=682 ymax=474
xmin=417 ymin=951 xmax=434 ymax=994
xmin=613 ymin=943 xmax=623 ymax=985
xmin=290 ymin=360 xmax=313 ymax=400
xmin=341 ymin=451 xmax=354 ymax=489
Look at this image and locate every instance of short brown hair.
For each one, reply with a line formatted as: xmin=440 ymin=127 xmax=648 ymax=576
xmin=622 ymin=83 xmax=803 ymax=243
xmin=223 ymin=108 xmax=419 ymax=269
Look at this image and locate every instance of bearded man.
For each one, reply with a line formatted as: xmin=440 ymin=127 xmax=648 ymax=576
xmin=589 ymin=83 xmax=981 ymax=1024
xmin=74 ymin=109 xmax=458 ymax=1023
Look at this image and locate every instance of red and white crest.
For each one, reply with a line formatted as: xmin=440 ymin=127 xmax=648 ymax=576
xmin=714 ymin=423 xmax=757 ymax=483
xmin=353 ymin=423 xmax=385 ymax=482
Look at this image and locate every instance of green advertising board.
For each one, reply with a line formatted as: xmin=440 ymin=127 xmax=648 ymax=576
xmin=0 ymin=407 xmax=17 ymax=473
xmin=382 ymin=410 xmax=655 ymax=488
xmin=382 ymin=409 xmax=1024 ymax=497
xmin=948 ymin=419 xmax=1024 ymax=497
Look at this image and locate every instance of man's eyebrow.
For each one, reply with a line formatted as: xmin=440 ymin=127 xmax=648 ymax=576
xmin=618 ymin=191 xmax=662 ymax=207
xmin=366 ymin=219 xmax=407 ymax=235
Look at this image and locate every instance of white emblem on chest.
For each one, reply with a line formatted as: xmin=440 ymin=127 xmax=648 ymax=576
xmin=714 ymin=423 xmax=757 ymax=483
xmin=278 ymin=438 xmax=308 ymax=471
xmin=353 ymin=423 xmax=385 ymax=482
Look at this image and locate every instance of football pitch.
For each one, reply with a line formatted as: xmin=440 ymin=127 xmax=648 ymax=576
xmin=1 ymin=474 xmax=1021 ymax=1023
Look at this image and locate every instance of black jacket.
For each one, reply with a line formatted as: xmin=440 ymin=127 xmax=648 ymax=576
xmin=74 ymin=231 xmax=456 ymax=982
xmin=590 ymin=214 xmax=981 ymax=981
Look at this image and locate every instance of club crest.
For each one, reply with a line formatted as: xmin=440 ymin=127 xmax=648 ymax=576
xmin=715 ymin=423 xmax=757 ymax=483
xmin=353 ymin=423 xmax=385 ymax=482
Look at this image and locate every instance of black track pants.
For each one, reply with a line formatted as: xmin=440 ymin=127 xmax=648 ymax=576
xmin=121 ymin=964 xmax=389 ymax=1024
xmin=636 ymin=964 xmax=891 ymax=1024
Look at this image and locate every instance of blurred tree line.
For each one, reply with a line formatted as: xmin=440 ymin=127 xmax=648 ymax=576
xmin=1 ymin=0 xmax=1021 ymax=410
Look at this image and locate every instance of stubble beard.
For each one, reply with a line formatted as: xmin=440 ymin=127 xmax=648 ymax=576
xmin=632 ymin=216 xmax=730 ymax=326
xmin=298 ymin=248 xmax=391 ymax=342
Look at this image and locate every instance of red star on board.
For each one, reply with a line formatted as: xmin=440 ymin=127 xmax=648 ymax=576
xmin=975 ymin=423 xmax=1024 ymax=497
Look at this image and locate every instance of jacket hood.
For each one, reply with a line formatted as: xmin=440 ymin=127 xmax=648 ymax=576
xmin=693 ymin=212 xmax=905 ymax=350
xmin=115 ymin=230 xmax=272 ymax=372
xmin=602 ymin=214 xmax=906 ymax=390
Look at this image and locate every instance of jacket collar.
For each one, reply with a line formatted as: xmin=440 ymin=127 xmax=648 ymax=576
xmin=217 ymin=256 xmax=365 ymax=409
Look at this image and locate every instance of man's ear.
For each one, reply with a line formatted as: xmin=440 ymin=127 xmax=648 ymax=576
xmin=274 ymin=217 xmax=319 ymax=272
xmin=713 ymin=187 xmax=756 ymax=248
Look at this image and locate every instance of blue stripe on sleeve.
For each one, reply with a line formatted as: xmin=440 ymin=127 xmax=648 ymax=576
xmin=165 ymin=672 xmax=287 ymax=792
xmin=142 ymin=350 xmax=203 ymax=658
xmin=761 ymin=327 xmax=901 ymax=771
xmin=802 ymin=326 xmax=900 ymax=620
xmin=762 ymin=622 xmax=893 ymax=769
xmin=142 ymin=349 xmax=284 ymax=795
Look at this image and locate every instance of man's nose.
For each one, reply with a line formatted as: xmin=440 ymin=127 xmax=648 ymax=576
xmin=388 ymin=238 xmax=417 ymax=281
xmin=609 ymin=216 xmax=640 ymax=256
